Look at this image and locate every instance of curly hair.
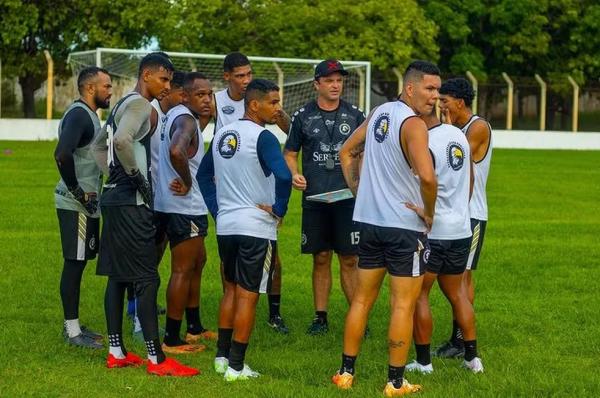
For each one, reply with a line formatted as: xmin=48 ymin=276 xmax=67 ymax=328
xmin=440 ymin=78 xmax=476 ymax=107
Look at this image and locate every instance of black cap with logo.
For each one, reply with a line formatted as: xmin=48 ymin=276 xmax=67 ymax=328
xmin=314 ymin=59 xmax=349 ymax=80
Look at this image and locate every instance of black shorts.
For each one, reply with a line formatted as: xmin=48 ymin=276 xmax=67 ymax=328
xmin=56 ymin=209 xmax=99 ymax=261
xmin=97 ymin=205 xmax=158 ymax=282
xmin=155 ymin=212 xmax=208 ymax=248
xmin=426 ymin=238 xmax=471 ymax=275
xmin=217 ymin=235 xmax=276 ymax=294
xmin=301 ymin=201 xmax=359 ymax=255
xmin=358 ymin=223 xmax=428 ymax=277
xmin=467 ymin=219 xmax=487 ymax=271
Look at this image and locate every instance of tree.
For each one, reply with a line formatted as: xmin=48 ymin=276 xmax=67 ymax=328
xmin=158 ymin=0 xmax=439 ymax=100
xmin=0 ymin=0 xmax=164 ymax=117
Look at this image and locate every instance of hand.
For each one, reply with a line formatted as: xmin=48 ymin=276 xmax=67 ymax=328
xmin=292 ymin=173 xmax=307 ymax=191
xmin=69 ymin=185 xmax=98 ymax=214
xmin=169 ymin=177 xmax=190 ymax=196
xmin=405 ymin=202 xmax=433 ymax=232
xmin=257 ymin=204 xmax=283 ymax=227
xmin=129 ymin=170 xmax=153 ymax=208
xmin=441 ymin=108 xmax=453 ymax=125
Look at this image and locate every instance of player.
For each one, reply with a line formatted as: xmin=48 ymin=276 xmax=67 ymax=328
xmin=332 ymin=61 xmax=439 ymax=396
xmin=127 ymin=68 xmax=185 ymax=332
xmin=154 ymin=72 xmax=216 ymax=353
xmin=54 ymin=66 xmax=112 ymax=348
xmin=284 ymin=59 xmax=365 ymax=335
xmin=405 ymin=111 xmax=483 ymax=374
xmin=214 ymin=52 xmax=291 ymax=334
xmin=435 ymin=77 xmax=493 ymax=358
xmin=197 ymin=79 xmax=292 ymax=381
xmin=92 ymin=53 xmax=198 ymax=376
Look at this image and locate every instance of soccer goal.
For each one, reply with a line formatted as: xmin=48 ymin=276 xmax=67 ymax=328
xmin=68 ymin=48 xmax=371 ymax=115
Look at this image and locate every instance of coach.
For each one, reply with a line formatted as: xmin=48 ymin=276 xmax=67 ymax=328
xmin=284 ymin=59 xmax=365 ymax=335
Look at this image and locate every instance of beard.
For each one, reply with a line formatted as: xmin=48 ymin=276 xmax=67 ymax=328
xmin=95 ymin=95 xmax=111 ymax=109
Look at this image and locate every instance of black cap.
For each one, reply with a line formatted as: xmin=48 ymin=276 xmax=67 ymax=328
xmin=314 ymin=59 xmax=349 ymax=80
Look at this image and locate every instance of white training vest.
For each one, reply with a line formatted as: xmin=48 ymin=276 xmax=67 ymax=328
xmin=428 ymin=123 xmax=472 ymax=240
xmin=154 ymin=104 xmax=208 ymax=216
xmin=212 ymin=119 xmax=277 ymax=240
xmin=150 ymin=99 xmax=167 ymax=192
xmin=354 ymin=101 xmax=425 ymax=232
xmin=461 ymin=115 xmax=492 ymax=221
xmin=214 ymin=89 xmax=245 ymax=133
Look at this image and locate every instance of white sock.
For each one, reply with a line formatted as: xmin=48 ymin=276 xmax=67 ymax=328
xmin=145 ymin=340 xmax=158 ymax=364
xmin=64 ymin=319 xmax=82 ymax=338
xmin=108 ymin=334 xmax=126 ymax=359
xmin=109 ymin=346 xmax=126 ymax=359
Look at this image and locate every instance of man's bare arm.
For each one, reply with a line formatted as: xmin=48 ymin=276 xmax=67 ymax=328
xmin=403 ymin=117 xmax=437 ymax=230
xmin=283 ymin=149 xmax=306 ymax=190
xmin=169 ymin=114 xmax=197 ymax=195
xmin=340 ymin=113 xmax=371 ymax=197
xmin=466 ymin=119 xmax=490 ymax=162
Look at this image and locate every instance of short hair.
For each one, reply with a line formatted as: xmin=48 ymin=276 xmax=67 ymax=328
xmin=183 ymin=72 xmax=208 ymax=91
xmin=244 ymin=79 xmax=279 ymax=108
xmin=138 ymin=52 xmax=175 ymax=77
xmin=223 ymin=52 xmax=250 ymax=72
xmin=171 ymin=71 xmax=186 ymax=89
xmin=439 ymin=78 xmax=476 ymax=107
xmin=403 ymin=60 xmax=441 ymax=85
xmin=77 ymin=66 xmax=109 ymax=94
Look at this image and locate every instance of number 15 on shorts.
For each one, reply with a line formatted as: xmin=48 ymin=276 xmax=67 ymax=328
xmin=351 ymin=231 xmax=360 ymax=245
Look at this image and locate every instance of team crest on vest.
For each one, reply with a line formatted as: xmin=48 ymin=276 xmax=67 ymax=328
xmin=446 ymin=142 xmax=465 ymax=170
xmin=222 ymin=105 xmax=235 ymax=115
xmin=373 ymin=113 xmax=390 ymax=143
xmin=218 ymin=130 xmax=240 ymax=159
xmin=339 ymin=122 xmax=351 ymax=135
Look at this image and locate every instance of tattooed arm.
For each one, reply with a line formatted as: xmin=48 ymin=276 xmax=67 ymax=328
xmin=339 ymin=108 xmax=375 ymax=197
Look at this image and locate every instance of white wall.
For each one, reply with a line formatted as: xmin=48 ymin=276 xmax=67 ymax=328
xmin=1 ymin=118 xmax=600 ymax=150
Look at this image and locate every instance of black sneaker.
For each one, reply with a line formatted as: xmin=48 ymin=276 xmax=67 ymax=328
xmin=306 ymin=318 xmax=329 ymax=335
xmin=267 ymin=315 xmax=289 ymax=334
xmin=432 ymin=340 xmax=465 ymax=358
xmin=65 ymin=333 xmax=104 ymax=349
xmin=81 ymin=325 xmax=103 ymax=341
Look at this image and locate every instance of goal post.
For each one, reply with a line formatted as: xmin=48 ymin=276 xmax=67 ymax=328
xmin=68 ymin=48 xmax=371 ymax=115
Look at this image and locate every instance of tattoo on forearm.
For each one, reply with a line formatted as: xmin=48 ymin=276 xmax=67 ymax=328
xmin=347 ymin=160 xmax=360 ymax=194
xmin=388 ymin=339 xmax=405 ymax=349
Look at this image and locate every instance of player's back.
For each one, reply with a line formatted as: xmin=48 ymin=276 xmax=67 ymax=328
xmin=428 ymin=123 xmax=471 ymax=240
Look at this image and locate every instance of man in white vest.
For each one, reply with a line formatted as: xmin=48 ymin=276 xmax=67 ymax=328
xmin=406 ymin=110 xmax=483 ymax=374
xmin=435 ymin=77 xmax=493 ymax=359
xmin=154 ymin=72 xmax=217 ymax=354
xmin=198 ymin=78 xmax=292 ymax=381
xmin=214 ymin=52 xmax=291 ymax=334
xmin=333 ymin=60 xmax=439 ymax=396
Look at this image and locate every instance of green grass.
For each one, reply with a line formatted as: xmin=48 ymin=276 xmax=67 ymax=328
xmin=1 ymin=142 xmax=599 ymax=397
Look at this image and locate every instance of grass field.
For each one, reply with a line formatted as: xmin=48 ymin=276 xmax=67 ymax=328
xmin=1 ymin=141 xmax=599 ymax=397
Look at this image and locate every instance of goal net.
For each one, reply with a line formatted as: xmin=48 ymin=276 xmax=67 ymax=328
xmin=68 ymin=48 xmax=371 ymax=116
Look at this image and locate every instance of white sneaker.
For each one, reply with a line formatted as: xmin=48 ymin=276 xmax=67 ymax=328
xmin=406 ymin=360 xmax=434 ymax=374
xmin=240 ymin=364 xmax=260 ymax=378
xmin=214 ymin=357 xmax=228 ymax=374
xmin=463 ymin=357 xmax=484 ymax=373
xmin=223 ymin=364 xmax=260 ymax=381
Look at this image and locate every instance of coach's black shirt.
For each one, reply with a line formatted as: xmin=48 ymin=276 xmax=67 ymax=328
xmin=285 ymin=99 xmax=365 ymax=208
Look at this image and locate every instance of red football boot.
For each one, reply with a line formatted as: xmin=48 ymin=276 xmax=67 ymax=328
xmin=146 ymin=357 xmax=200 ymax=377
xmin=106 ymin=352 xmax=144 ymax=368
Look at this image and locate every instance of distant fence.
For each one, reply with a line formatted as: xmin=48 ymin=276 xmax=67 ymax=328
xmin=2 ymin=118 xmax=599 ymax=150
xmin=1 ymin=50 xmax=599 ymax=132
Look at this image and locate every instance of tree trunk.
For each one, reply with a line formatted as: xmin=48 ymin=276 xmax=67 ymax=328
xmin=18 ymin=73 xmax=40 ymax=118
